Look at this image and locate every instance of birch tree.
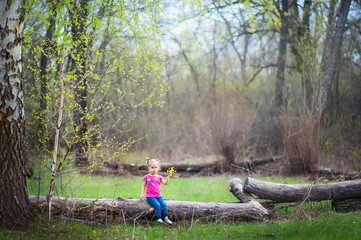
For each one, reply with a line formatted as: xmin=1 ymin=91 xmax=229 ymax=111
xmin=0 ymin=0 xmax=31 ymax=229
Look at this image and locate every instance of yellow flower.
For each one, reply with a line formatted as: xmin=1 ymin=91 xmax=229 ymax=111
xmin=167 ymin=167 xmax=176 ymax=174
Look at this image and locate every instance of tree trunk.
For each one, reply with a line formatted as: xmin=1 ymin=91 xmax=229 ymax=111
xmin=39 ymin=0 xmax=57 ymax=112
xmin=29 ymin=195 xmax=270 ymax=222
xmin=320 ymin=0 xmax=337 ymax=73
xmin=71 ymin=0 xmax=89 ymax=167
xmin=301 ymin=0 xmax=313 ymax=107
xmin=288 ymin=0 xmax=313 ymax=107
xmin=37 ymin=0 xmax=57 ymax=150
xmin=0 ymin=0 xmax=31 ymax=228
xmin=47 ymin=59 xmax=66 ymax=221
xmin=275 ymin=0 xmax=289 ymax=108
xmin=316 ymin=0 xmax=351 ymax=119
xmin=244 ymin=177 xmax=361 ymax=203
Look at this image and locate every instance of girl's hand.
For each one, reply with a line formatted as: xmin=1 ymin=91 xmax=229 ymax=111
xmin=140 ymin=193 xmax=144 ymax=200
xmin=167 ymin=167 xmax=176 ymax=178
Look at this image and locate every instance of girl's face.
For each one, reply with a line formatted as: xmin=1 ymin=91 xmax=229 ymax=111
xmin=148 ymin=163 xmax=159 ymax=175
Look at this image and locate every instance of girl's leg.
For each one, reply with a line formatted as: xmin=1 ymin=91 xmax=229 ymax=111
xmin=156 ymin=196 xmax=169 ymax=218
xmin=147 ymin=197 xmax=162 ymax=220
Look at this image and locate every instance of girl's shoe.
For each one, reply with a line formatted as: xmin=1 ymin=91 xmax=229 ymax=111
xmin=164 ymin=217 xmax=172 ymax=224
xmin=157 ymin=219 xmax=164 ymax=223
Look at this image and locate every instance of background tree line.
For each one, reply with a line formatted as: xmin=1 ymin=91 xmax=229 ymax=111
xmin=22 ymin=0 xmax=361 ymax=174
xmin=123 ymin=0 xmax=360 ymax=175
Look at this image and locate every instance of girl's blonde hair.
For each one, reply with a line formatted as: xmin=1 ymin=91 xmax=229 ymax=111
xmin=146 ymin=157 xmax=160 ymax=166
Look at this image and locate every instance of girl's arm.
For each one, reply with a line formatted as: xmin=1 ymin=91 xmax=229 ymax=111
xmin=161 ymin=172 xmax=172 ymax=185
xmin=140 ymin=181 xmax=146 ymax=199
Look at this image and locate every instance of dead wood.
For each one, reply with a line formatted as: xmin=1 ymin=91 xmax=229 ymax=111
xmin=243 ymin=177 xmax=361 ymax=203
xmin=229 ymin=178 xmax=252 ymax=203
xmin=29 ymin=195 xmax=270 ymax=223
xmin=252 ymin=155 xmax=283 ymax=166
xmin=95 ymin=155 xmax=285 ymax=177
xmin=332 ymin=198 xmax=361 ymax=212
xmin=310 ymin=167 xmax=361 ymax=181
xmin=229 ymin=178 xmax=270 ymax=217
xmin=101 ymin=160 xmax=242 ymax=176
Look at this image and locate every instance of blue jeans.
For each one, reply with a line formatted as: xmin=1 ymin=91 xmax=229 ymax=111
xmin=146 ymin=196 xmax=168 ymax=220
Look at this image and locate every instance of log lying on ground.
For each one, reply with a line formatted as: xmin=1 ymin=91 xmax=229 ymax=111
xmin=103 ymin=161 xmax=223 ymax=176
xmin=29 ymin=195 xmax=269 ymax=223
xmin=311 ymin=167 xmax=361 ymax=181
xmin=229 ymin=178 xmax=270 ymax=217
xmin=244 ymin=177 xmax=361 ymax=203
xmin=332 ymin=198 xmax=361 ymax=212
xmin=252 ymin=155 xmax=283 ymax=166
xmin=229 ymin=178 xmax=252 ymax=203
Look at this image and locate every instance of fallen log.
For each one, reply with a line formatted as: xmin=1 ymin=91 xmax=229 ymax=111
xmin=243 ymin=177 xmax=361 ymax=203
xmin=103 ymin=161 xmax=222 ymax=176
xmin=332 ymin=198 xmax=361 ymax=212
xmin=229 ymin=178 xmax=252 ymax=203
xmin=252 ymin=155 xmax=283 ymax=166
xmin=29 ymin=195 xmax=270 ymax=223
xmin=229 ymin=178 xmax=270 ymax=217
xmin=310 ymin=167 xmax=361 ymax=181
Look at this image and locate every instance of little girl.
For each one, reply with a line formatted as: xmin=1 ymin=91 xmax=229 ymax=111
xmin=140 ymin=158 xmax=173 ymax=224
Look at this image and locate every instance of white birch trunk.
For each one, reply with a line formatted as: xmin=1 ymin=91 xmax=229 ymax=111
xmin=46 ymin=59 xmax=65 ymax=221
xmin=0 ymin=0 xmax=31 ymax=228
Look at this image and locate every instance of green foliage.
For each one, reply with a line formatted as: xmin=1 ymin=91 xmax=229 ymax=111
xmin=23 ymin=0 xmax=168 ymax=161
xmin=325 ymin=138 xmax=334 ymax=154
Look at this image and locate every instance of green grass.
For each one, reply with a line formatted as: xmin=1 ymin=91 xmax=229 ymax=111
xmin=27 ymin=174 xmax=239 ymax=202
xmin=3 ymin=170 xmax=359 ymax=239
xmin=1 ymin=211 xmax=360 ymax=239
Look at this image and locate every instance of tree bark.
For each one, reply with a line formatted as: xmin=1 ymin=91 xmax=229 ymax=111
xmin=229 ymin=178 xmax=253 ymax=203
xmin=29 ymin=195 xmax=270 ymax=222
xmin=229 ymin=178 xmax=270 ymax=218
xmin=332 ymin=198 xmax=361 ymax=212
xmin=37 ymin=0 xmax=57 ymax=150
xmin=275 ymin=0 xmax=289 ymax=108
xmin=316 ymin=0 xmax=351 ymax=119
xmin=0 ymin=0 xmax=31 ymax=228
xmin=244 ymin=177 xmax=361 ymax=203
xmin=39 ymin=0 xmax=57 ymax=112
xmin=47 ymin=58 xmax=65 ymax=221
xmin=320 ymin=0 xmax=337 ymax=73
xmin=71 ymin=0 xmax=89 ymax=167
